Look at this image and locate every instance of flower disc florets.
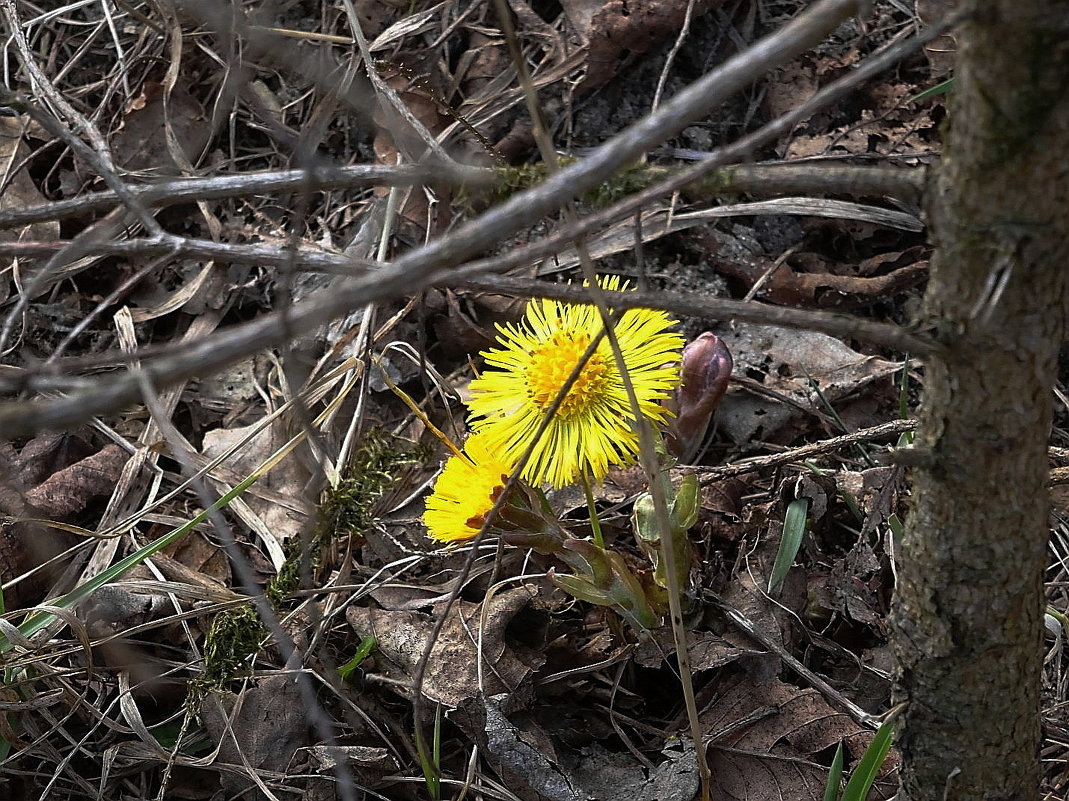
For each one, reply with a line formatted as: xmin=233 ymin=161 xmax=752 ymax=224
xmin=466 ymin=276 xmax=684 ymax=488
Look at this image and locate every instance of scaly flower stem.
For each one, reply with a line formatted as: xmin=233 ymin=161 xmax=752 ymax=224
xmin=581 ymin=471 xmax=605 ymax=548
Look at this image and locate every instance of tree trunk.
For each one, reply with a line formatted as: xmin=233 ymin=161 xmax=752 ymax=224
xmin=892 ymin=3 xmax=1069 ymax=800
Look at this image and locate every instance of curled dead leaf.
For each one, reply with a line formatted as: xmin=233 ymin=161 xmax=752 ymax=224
xmin=346 ymin=586 xmax=545 ymax=708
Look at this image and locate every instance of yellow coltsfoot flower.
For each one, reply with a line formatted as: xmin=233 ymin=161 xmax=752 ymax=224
xmin=423 ymin=432 xmax=513 ymax=544
xmin=466 ymin=276 xmax=684 ymax=488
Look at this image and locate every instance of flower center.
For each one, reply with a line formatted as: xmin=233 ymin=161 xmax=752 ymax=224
xmin=526 ymin=331 xmax=609 ymax=420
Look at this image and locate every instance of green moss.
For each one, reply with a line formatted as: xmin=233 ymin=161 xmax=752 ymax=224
xmin=188 ymin=429 xmax=427 ymax=700
xmin=581 ymin=162 xmax=656 ymax=206
xmin=188 ymin=602 xmax=266 ymax=702
xmin=469 ymin=158 xmax=663 ymax=209
xmin=318 ymin=429 xmax=426 ymax=543
xmin=471 ymin=162 xmax=556 ymax=208
xmin=687 ymin=165 xmax=740 ymax=199
xmin=468 ymin=159 xmax=742 ymax=213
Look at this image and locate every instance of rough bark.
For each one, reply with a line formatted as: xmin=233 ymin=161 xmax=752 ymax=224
xmin=892 ymin=3 xmax=1069 ymax=801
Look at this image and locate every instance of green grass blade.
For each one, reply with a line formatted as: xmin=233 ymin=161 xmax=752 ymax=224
xmin=841 ymin=712 xmax=897 ymax=801
xmin=823 ymin=742 xmax=845 ymax=801
xmin=433 ymin=703 xmax=442 ymax=790
xmin=1046 ymin=606 xmax=1068 ymax=634
xmin=897 ymin=358 xmax=911 ymax=420
xmin=0 ymin=472 xmax=259 ymax=654
xmin=805 ymin=375 xmax=875 ymax=466
xmin=338 ymin=636 xmax=377 ymax=680
xmin=908 ymin=77 xmax=954 ymax=103
xmin=769 ymin=497 xmax=809 ymax=594
xmin=417 ymin=703 xmax=442 ymax=801
xmin=839 ymin=489 xmax=864 ymax=526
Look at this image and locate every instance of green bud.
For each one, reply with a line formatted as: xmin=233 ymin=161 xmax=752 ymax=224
xmin=672 ymin=474 xmax=700 ymax=530
xmin=632 ymin=493 xmax=660 ymax=546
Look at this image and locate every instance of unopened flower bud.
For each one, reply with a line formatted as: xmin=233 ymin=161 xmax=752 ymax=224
xmin=667 ymin=332 xmax=733 ymax=462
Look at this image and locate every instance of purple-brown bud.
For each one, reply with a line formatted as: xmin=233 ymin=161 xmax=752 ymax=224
xmin=667 ymin=332 xmax=733 ymax=462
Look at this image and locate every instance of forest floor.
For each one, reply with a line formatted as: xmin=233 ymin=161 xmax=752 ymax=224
xmin=0 ymin=1 xmax=1067 ymax=800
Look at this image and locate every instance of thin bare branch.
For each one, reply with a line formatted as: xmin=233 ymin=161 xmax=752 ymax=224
xmin=437 ymin=17 xmax=951 ymax=291
xmin=460 ymin=277 xmax=938 ymax=355
xmin=692 ymin=418 xmax=919 ymax=482
xmin=0 ymin=0 xmax=920 ymax=439
xmin=0 ymin=0 xmax=162 ymax=237
xmin=0 ymin=163 xmax=490 ymax=231
xmin=0 ymin=162 xmax=924 ymax=269
xmin=0 ymin=238 xmax=378 ymax=271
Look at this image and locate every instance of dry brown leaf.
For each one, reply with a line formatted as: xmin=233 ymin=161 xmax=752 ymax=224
xmin=634 ymin=626 xmax=754 ymax=670
xmin=306 ymin=745 xmax=398 ymax=789
xmin=762 ymin=46 xmax=940 ymax=161
xmin=577 ymin=0 xmax=726 ymax=91
xmin=455 ymin=693 xmax=701 ymax=801
xmin=455 ymin=29 xmax=514 ymax=152
xmin=200 ymin=420 xmax=311 ymax=555
xmin=0 ymin=116 xmax=60 ymax=304
xmin=715 ymin=324 xmax=899 ymax=445
xmin=353 ymin=0 xmax=401 ymax=39
xmin=9 ymin=432 xmax=94 ymax=488
xmin=429 ymin=288 xmax=498 ymax=359
xmin=346 ymin=587 xmax=544 ymax=708
xmin=916 ymin=0 xmax=956 ymax=77
xmin=110 ymin=81 xmax=209 ymax=177
xmin=81 ymin=584 xmax=168 ymax=639
xmin=161 ymin=530 xmax=232 ymax=587
xmin=698 ymin=477 xmax=748 ymax=544
xmin=22 ymin=444 xmax=126 ymax=519
xmin=201 ymin=673 xmax=313 ymax=799
xmin=763 ymin=58 xmax=821 ymax=122
xmin=0 ymin=441 xmax=125 ymax=608
xmin=704 ymin=672 xmax=887 ymax=801
xmin=836 ymin=466 xmax=901 ymax=531
xmin=783 ymin=79 xmax=939 ymax=161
